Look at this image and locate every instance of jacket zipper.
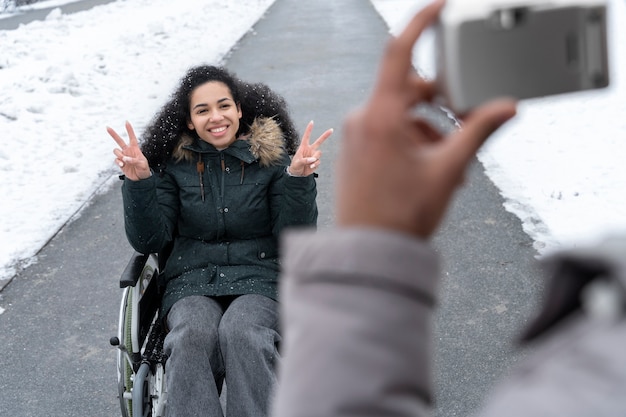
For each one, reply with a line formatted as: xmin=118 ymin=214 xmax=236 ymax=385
xmin=220 ymin=153 xmax=226 ymax=202
xmin=196 ymin=153 xmax=205 ymax=202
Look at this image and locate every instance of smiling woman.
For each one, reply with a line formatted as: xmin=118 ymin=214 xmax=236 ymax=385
xmin=187 ymin=82 xmax=243 ymax=150
xmin=107 ymin=64 xmax=333 ymax=417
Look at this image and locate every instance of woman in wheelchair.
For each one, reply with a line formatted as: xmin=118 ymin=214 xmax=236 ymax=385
xmin=108 ymin=65 xmax=332 ymax=417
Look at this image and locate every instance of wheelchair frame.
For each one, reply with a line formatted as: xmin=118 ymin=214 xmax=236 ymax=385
xmin=110 ymin=252 xmax=167 ymax=417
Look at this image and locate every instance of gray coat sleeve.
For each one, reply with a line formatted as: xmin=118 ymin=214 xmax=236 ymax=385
xmin=274 ymin=229 xmax=626 ymax=417
xmin=273 ymin=228 xmax=440 ymax=417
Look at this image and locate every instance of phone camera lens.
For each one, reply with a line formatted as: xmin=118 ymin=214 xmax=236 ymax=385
xmin=491 ymin=7 xmax=527 ymax=30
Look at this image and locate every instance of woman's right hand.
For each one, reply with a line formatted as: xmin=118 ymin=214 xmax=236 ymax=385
xmin=107 ymin=121 xmax=151 ymax=181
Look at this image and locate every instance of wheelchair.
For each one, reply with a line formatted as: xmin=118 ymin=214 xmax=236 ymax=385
xmin=110 ymin=252 xmax=167 ymax=417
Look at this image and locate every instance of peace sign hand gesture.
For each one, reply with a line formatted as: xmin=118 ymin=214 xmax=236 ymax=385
xmin=288 ymin=121 xmax=333 ymax=177
xmin=107 ymin=121 xmax=151 ymax=181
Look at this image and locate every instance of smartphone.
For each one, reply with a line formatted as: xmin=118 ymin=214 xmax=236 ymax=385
xmin=434 ymin=0 xmax=610 ymax=113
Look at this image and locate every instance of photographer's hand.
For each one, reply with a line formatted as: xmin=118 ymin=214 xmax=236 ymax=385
xmin=336 ymin=0 xmax=517 ymax=238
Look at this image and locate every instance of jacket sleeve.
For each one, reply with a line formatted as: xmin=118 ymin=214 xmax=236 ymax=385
xmin=274 ymin=229 xmax=626 ymax=417
xmin=273 ymin=228 xmax=440 ymax=417
xmin=270 ymin=164 xmax=318 ymax=235
xmin=121 ymin=173 xmax=179 ymax=254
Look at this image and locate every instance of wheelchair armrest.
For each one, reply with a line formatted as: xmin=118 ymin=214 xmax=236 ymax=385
xmin=120 ymin=252 xmax=151 ymax=288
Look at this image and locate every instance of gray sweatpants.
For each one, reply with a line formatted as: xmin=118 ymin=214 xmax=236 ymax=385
xmin=164 ymin=294 xmax=280 ymax=417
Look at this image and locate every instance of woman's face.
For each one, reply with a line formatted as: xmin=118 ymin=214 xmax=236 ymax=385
xmin=188 ymin=81 xmax=242 ymax=150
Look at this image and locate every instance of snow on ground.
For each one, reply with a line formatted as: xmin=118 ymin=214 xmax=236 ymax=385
xmin=1 ymin=0 xmax=625 ymax=291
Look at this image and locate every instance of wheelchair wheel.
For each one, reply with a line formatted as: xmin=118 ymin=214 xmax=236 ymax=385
xmin=116 ymin=287 xmax=134 ymax=417
xmin=113 ymin=253 xmax=165 ymax=417
xmin=133 ymin=360 xmax=167 ymax=417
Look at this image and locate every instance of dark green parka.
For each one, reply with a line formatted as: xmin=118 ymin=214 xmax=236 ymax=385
xmin=121 ymin=117 xmax=317 ymax=317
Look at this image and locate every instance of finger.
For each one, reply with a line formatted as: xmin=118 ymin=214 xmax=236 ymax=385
xmin=407 ymin=76 xmax=437 ymax=106
xmin=378 ymin=0 xmax=445 ymax=93
xmin=107 ymin=126 xmax=128 ymax=149
xmin=120 ymin=154 xmax=145 ymax=168
xmin=303 ymin=154 xmax=320 ymax=165
xmin=443 ymin=98 xmax=517 ymax=171
xmin=113 ymin=148 xmax=125 ymax=159
xmin=311 ymin=150 xmax=322 ymax=160
xmin=411 ymin=118 xmax=442 ymax=144
xmin=112 ymin=149 xmax=125 ymax=168
xmin=125 ymin=121 xmax=139 ymax=147
xmin=300 ymin=120 xmax=314 ymax=147
xmin=311 ymin=128 xmax=334 ymax=148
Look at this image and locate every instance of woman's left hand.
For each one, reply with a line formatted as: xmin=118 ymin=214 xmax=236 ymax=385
xmin=288 ymin=121 xmax=333 ymax=177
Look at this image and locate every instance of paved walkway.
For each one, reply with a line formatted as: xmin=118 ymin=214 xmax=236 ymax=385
xmin=225 ymin=0 xmax=391 ymax=228
xmin=226 ymin=3 xmax=542 ymax=415
xmin=0 ymin=1 xmax=542 ymax=416
xmin=0 ymin=0 xmax=116 ymax=30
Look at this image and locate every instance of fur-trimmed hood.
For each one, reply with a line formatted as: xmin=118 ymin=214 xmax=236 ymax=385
xmin=246 ymin=116 xmax=287 ymax=167
xmin=174 ymin=116 xmax=288 ymax=167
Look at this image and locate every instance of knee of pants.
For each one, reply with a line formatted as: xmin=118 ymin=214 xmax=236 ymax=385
xmin=218 ymin=315 xmax=279 ymax=359
xmin=219 ymin=321 xmax=269 ymax=353
xmin=164 ymin=298 xmax=221 ymax=357
xmin=167 ymin=319 xmax=220 ymax=353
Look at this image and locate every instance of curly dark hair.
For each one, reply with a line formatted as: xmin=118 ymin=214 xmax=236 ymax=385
xmin=141 ymin=65 xmax=299 ymax=168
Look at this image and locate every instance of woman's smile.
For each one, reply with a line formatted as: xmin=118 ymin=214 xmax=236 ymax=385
xmin=208 ymin=125 xmax=230 ymax=137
